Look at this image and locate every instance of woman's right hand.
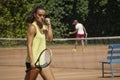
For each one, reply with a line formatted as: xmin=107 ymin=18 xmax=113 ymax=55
xmin=31 ymin=62 xmax=35 ymax=68
xmin=69 ymin=32 xmax=72 ymax=34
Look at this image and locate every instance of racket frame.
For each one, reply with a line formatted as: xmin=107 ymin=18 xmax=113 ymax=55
xmin=35 ymin=48 xmax=52 ymax=68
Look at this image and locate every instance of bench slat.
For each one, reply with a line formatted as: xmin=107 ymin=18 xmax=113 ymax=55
xmin=109 ymin=44 xmax=120 ymax=49
xmin=107 ymin=56 xmax=120 ymax=59
xmin=108 ymin=50 xmax=120 ymax=54
xmin=102 ymin=59 xmax=120 ymax=64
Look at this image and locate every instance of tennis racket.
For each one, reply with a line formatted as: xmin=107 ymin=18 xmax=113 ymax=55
xmin=35 ymin=48 xmax=52 ymax=68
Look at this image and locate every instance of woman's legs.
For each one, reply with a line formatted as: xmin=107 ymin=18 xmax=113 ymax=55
xmin=25 ymin=68 xmax=39 ymax=80
xmin=81 ymin=37 xmax=85 ymax=49
xmin=25 ymin=62 xmax=55 ymax=80
xmin=40 ymin=66 xmax=55 ymax=80
xmin=25 ymin=63 xmax=40 ymax=80
xmin=72 ymin=40 xmax=77 ymax=52
xmin=75 ymin=40 xmax=78 ymax=49
xmin=72 ymin=36 xmax=85 ymax=52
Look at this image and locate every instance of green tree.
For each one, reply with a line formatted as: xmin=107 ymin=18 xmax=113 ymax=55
xmin=0 ymin=0 xmax=120 ymax=38
xmin=86 ymin=0 xmax=120 ymax=37
xmin=0 ymin=0 xmax=30 ymax=37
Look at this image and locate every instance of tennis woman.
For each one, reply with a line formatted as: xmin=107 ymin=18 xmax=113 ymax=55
xmin=69 ymin=20 xmax=87 ymax=52
xmin=24 ymin=6 xmax=55 ymax=80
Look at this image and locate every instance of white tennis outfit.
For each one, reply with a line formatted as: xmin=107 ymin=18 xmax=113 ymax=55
xmin=75 ymin=23 xmax=84 ymax=34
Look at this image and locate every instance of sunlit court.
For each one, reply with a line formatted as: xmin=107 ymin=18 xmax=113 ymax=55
xmin=0 ymin=37 xmax=120 ymax=80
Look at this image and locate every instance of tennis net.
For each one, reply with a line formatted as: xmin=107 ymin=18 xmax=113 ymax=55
xmin=0 ymin=36 xmax=120 ymax=47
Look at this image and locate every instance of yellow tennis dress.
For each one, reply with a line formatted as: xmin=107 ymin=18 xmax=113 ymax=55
xmin=26 ymin=21 xmax=46 ymax=64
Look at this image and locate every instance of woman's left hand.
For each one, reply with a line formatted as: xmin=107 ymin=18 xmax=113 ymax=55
xmin=45 ymin=18 xmax=51 ymax=25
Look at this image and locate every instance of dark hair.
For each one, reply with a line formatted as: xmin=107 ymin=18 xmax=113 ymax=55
xmin=25 ymin=6 xmax=45 ymax=23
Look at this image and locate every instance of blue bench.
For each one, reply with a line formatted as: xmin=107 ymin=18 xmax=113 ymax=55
xmin=101 ymin=44 xmax=120 ymax=78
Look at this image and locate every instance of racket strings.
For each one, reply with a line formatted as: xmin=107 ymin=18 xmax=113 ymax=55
xmin=45 ymin=50 xmax=51 ymax=63
xmin=36 ymin=49 xmax=52 ymax=68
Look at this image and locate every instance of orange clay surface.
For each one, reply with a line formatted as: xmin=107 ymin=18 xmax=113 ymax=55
xmin=0 ymin=45 xmax=120 ymax=80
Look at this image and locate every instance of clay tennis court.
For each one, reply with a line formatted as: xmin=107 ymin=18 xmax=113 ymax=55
xmin=0 ymin=45 xmax=120 ymax=80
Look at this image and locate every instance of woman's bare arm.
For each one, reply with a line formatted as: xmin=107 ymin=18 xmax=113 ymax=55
xmin=69 ymin=29 xmax=78 ymax=34
xmin=45 ymin=18 xmax=53 ymax=41
xmin=27 ymin=25 xmax=36 ymax=67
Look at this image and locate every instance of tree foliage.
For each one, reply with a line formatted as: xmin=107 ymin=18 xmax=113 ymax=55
xmin=0 ymin=0 xmax=120 ymax=38
xmin=86 ymin=0 xmax=120 ymax=37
